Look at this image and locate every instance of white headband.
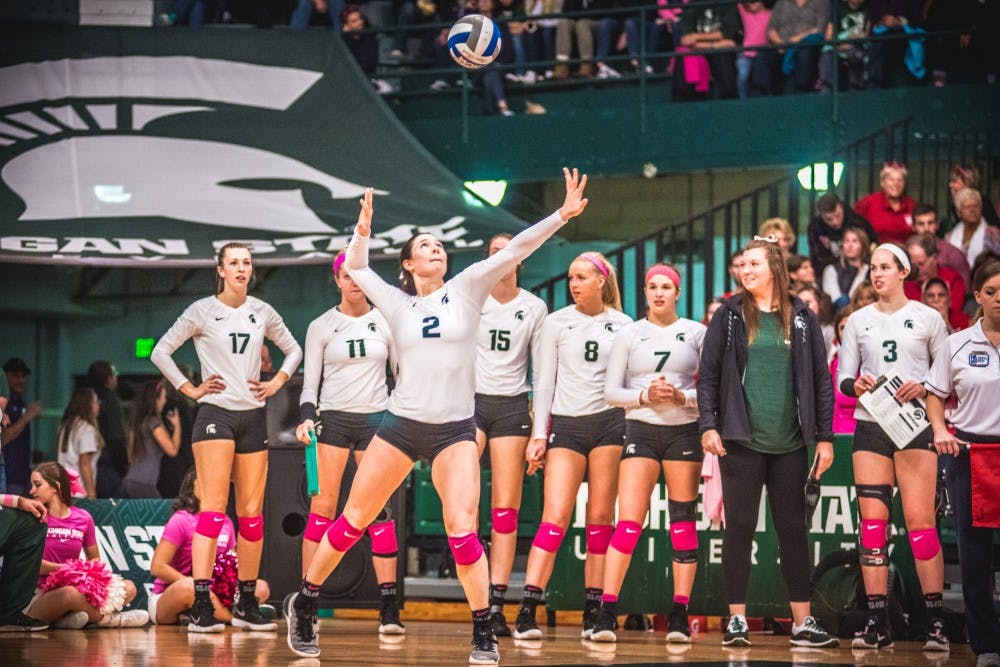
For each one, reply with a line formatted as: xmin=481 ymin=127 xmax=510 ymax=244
xmin=874 ymin=243 xmax=911 ymax=272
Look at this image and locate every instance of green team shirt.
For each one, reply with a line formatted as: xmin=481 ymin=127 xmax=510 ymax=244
xmin=744 ymin=312 xmax=803 ymax=454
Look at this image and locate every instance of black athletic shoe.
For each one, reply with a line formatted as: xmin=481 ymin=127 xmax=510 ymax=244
xmin=512 ymin=608 xmax=541 ymax=640
xmin=0 ymin=612 xmax=49 ymax=632
xmin=581 ymin=604 xmax=600 ymax=639
xmin=490 ymin=610 xmax=511 ymax=638
xmin=852 ymin=613 xmax=893 ymax=649
xmin=923 ymin=617 xmax=950 ymax=652
xmin=470 ymin=621 xmax=500 ymax=664
xmin=232 ymin=594 xmax=277 ymax=631
xmin=378 ymin=602 xmax=406 ymax=635
xmin=722 ymin=614 xmax=751 ymax=647
xmin=187 ymin=598 xmax=224 ymax=633
xmin=589 ymin=606 xmax=617 ymax=643
xmin=284 ymin=593 xmax=320 ymax=658
xmin=666 ymin=607 xmax=691 ymax=643
xmin=790 ymin=616 xmax=839 ymax=648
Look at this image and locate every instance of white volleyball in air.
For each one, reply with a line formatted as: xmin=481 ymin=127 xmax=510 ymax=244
xmin=447 ymin=14 xmax=502 ymax=70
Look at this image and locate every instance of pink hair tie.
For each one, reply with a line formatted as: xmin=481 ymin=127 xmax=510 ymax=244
xmin=645 ymin=265 xmax=681 ymax=288
xmin=65 ymin=467 xmax=86 ymax=497
xmin=580 ymin=253 xmax=609 ymax=277
xmin=332 ymin=254 xmax=347 ymax=276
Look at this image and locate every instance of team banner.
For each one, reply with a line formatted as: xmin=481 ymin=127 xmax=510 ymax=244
xmin=0 ymin=25 xmax=527 ymax=266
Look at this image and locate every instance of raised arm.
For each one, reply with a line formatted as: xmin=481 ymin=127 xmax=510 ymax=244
xmin=345 ymin=188 xmax=408 ymax=314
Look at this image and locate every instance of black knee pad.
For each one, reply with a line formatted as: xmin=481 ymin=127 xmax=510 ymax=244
xmin=668 ymin=499 xmax=697 ymax=524
xmin=856 ymin=484 xmax=893 ymax=514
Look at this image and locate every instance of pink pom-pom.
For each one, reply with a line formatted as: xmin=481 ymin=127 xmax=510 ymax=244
xmin=43 ymin=559 xmax=112 ymax=609
xmin=210 ymin=551 xmax=240 ymax=609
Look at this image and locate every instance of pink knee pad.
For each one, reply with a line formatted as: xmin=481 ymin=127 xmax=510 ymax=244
xmin=609 ymin=521 xmax=642 ymax=554
xmin=909 ymin=528 xmax=941 ymax=560
xmin=303 ymin=513 xmax=333 ymax=543
xmin=860 ymin=519 xmax=888 ymax=550
xmin=586 ymin=524 xmax=614 ymax=555
xmin=531 ymin=522 xmax=566 ymax=552
xmin=325 ymin=515 xmax=364 ymax=553
xmin=491 ymin=507 xmax=519 ymax=534
xmin=447 ymin=533 xmax=484 ymax=565
xmin=238 ymin=515 xmax=264 ymax=542
xmin=670 ymin=521 xmax=698 ymax=551
xmin=195 ymin=511 xmax=227 ymax=539
xmin=368 ymin=520 xmax=398 ymax=557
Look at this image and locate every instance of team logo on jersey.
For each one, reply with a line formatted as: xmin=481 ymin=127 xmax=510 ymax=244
xmin=368 ymin=322 xmax=377 ymax=332
xmin=249 ymin=313 xmax=257 ymax=325
xmin=676 ymin=332 xmax=686 ymax=342
xmin=969 ymin=351 xmax=990 ymax=367
xmin=206 ymin=423 xmax=217 ymax=435
xmin=515 ymin=310 xmax=525 ymax=321
xmin=625 ymin=443 xmax=636 ymax=455
xmin=441 ymin=294 xmax=450 ymax=304
xmin=604 ymin=323 xmax=614 ymax=332
xmin=904 ymin=319 xmax=914 ymax=329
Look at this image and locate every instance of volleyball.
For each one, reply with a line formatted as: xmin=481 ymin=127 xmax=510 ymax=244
xmin=447 ymin=14 xmax=501 ymax=70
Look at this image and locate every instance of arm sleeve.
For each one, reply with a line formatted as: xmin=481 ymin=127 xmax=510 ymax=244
xmin=527 ymin=302 xmax=547 ymax=392
xmin=78 ymin=423 xmax=100 ymax=455
xmin=696 ymin=310 xmax=725 ymax=433
xmin=299 ymin=319 xmax=326 ymax=421
xmin=265 ymin=305 xmax=302 ymax=379
xmin=455 ymin=211 xmax=566 ymax=305
xmin=604 ymin=331 xmax=642 ymax=409
xmin=345 ymin=231 xmax=407 ymax=317
xmin=836 ymin=316 xmax=862 ymax=391
xmin=807 ymin=310 xmax=835 ymax=443
xmin=151 ymin=305 xmax=201 ymax=390
xmin=530 ymin=317 xmax=559 ymax=440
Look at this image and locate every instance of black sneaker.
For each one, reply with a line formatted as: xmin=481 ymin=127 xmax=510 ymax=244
xmin=666 ymin=607 xmax=691 ymax=643
xmin=790 ymin=616 xmax=839 ymax=648
xmin=852 ymin=613 xmax=893 ymax=649
xmin=284 ymin=593 xmax=320 ymax=658
xmin=379 ymin=601 xmax=406 ymax=635
xmin=490 ymin=610 xmax=511 ymax=638
xmin=232 ymin=594 xmax=277 ymax=631
xmin=923 ymin=617 xmax=950 ymax=652
xmin=512 ymin=607 xmax=541 ymax=640
xmin=581 ymin=604 xmax=600 ymax=639
xmin=187 ymin=598 xmax=224 ymax=633
xmin=470 ymin=620 xmax=500 ymax=664
xmin=0 ymin=612 xmax=49 ymax=632
xmin=589 ymin=605 xmax=617 ymax=643
xmin=722 ymin=614 xmax=751 ymax=647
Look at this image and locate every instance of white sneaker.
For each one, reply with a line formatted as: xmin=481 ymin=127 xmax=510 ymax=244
xmin=521 ymin=70 xmax=537 ymax=84
xmin=499 ymin=108 xmax=514 ymax=117
xmin=53 ymin=611 xmax=90 ymax=629
xmin=372 ymin=78 xmax=394 ymax=95
xmin=98 ymin=610 xmax=149 ymax=628
xmin=596 ymin=64 xmax=621 ymax=79
xmin=429 ymin=79 xmax=449 ymax=91
xmin=505 ymin=72 xmax=521 ymax=83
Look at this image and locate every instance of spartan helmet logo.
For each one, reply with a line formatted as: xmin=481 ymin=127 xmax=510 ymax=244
xmin=604 ymin=323 xmax=614 ymax=332
xmin=676 ymin=332 xmax=686 ymax=342
xmin=904 ymin=319 xmax=914 ymax=329
xmin=368 ymin=322 xmax=377 ymax=333
xmin=514 ymin=310 xmax=525 ymax=321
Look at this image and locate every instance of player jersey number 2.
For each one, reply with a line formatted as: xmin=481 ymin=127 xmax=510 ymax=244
xmin=422 ymin=316 xmax=441 ymax=339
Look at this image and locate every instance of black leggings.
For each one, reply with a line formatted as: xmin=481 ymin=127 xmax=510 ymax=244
xmin=719 ymin=444 xmax=811 ymax=605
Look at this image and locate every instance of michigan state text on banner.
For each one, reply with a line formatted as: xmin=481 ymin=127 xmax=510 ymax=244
xmin=0 ymin=26 xmax=528 ymax=266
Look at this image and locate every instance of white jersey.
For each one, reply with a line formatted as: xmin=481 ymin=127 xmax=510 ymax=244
xmin=925 ymin=319 xmax=1000 ymax=436
xmin=346 ymin=211 xmax=567 ymax=424
xmin=605 ymin=317 xmax=706 ymax=426
xmin=532 ymin=305 xmax=633 ymax=438
xmin=300 ymin=307 xmax=394 ymax=415
xmin=151 ymin=296 xmax=303 ymax=411
xmin=837 ymin=300 xmax=948 ymax=422
xmin=475 ymin=289 xmax=548 ymax=396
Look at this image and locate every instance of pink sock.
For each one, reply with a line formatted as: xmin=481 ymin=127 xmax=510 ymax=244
xmin=674 ymin=595 xmax=690 ymax=605
xmin=602 ymin=594 xmax=618 ymax=603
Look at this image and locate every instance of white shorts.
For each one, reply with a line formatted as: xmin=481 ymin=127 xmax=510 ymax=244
xmin=147 ymin=592 xmax=162 ymax=625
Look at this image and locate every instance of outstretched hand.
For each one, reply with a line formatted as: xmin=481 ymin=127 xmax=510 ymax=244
xmin=558 ymin=167 xmax=589 ymax=221
xmin=356 ymin=188 xmax=374 ymax=237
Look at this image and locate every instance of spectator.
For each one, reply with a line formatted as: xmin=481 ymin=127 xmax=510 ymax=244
xmin=527 ymin=0 xmax=563 ymax=79
xmin=787 ymin=254 xmax=817 ymax=291
xmin=921 ymin=277 xmax=968 ymax=333
xmin=172 ymin=0 xmax=220 ymax=26
xmin=944 ymin=164 xmax=1000 ymax=232
xmin=122 ymin=381 xmax=181 ymax=499
xmin=0 ymin=491 xmax=48 ymax=631
xmin=472 ymin=0 xmax=517 ymax=115
xmin=55 ymin=388 xmax=103 ymax=500
xmin=340 ymin=6 xmax=395 ymax=95
xmin=808 ymin=192 xmax=877 ymax=275
xmin=903 ymin=233 xmax=967 ymax=322
xmin=822 ymin=226 xmax=871 ymax=309
xmin=673 ymin=0 xmax=739 ymax=100
xmin=912 ymin=203 xmax=971 ymax=287
xmin=87 ymin=361 xmax=126 ymax=499
xmin=795 ymin=284 xmax=836 ymax=358
xmin=947 ymin=189 xmax=1000 ymax=270
xmin=737 ymin=0 xmax=775 ymax=98
xmin=2 ymin=358 xmax=41 ymax=496
xmin=725 ymin=249 xmax=746 ymax=296
xmin=290 ymin=0 xmax=340 ymax=31
xmin=397 ymin=0 xmax=455 ymax=90
xmin=157 ymin=376 xmax=197 ymax=499
xmin=866 ymin=0 xmax=921 ymax=88
xmin=829 ymin=306 xmax=857 ymax=434
xmin=850 ymin=281 xmax=877 ymax=309
xmin=553 ymin=0 xmax=614 ymax=79
xmin=767 ymin=0 xmax=829 ymax=93
xmin=497 ymin=0 xmax=539 ymax=84
xmin=818 ymin=0 xmax=869 ymax=91
xmin=703 ymin=296 xmax=724 ymax=324
xmin=758 ymin=217 xmax=795 ymax=257
xmin=622 ymin=0 xmax=664 ymax=74
xmin=854 ymin=162 xmax=916 ymax=244
xmin=592 ymin=0 xmax=628 ymax=79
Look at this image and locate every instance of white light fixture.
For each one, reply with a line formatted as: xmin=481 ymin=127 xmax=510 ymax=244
xmin=797 ymin=162 xmax=844 ymax=191
xmin=464 ymin=180 xmax=508 ymax=207
xmin=94 ymin=185 xmax=132 ymax=204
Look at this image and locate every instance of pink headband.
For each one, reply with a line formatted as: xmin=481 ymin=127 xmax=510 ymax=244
xmin=580 ymin=253 xmax=608 ymax=277
xmin=645 ymin=265 xmax=681 ymax=288
xmin=332 ymin=254 xmax=346 ymax=276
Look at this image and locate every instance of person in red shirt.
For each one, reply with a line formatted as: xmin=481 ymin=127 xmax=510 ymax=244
xmin=904 ymin=234 xmax=967 ymax=322
xmin=854 ymin=163 xmax=916 ymax=245
xmin=921 ymin=278 xmax=969 ymax=333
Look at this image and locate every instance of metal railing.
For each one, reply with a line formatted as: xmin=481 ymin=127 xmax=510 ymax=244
xmin=529 ymin=119 xmax=997 ymax=320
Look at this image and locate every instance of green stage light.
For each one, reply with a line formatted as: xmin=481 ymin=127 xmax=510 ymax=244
xmin=135 ymin=337 xmax=155 ymax=359
xmin=797 ymin=162 xmax=844 ymax=191
xmin=464 ymin=180 xmax=508 ymax=206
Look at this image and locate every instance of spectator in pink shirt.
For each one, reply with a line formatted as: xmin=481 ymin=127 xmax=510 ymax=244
xmin=737 ymin=1 xmax=774 ymax=97
xmin=829 ymin=307 xmax=857 ymax=434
